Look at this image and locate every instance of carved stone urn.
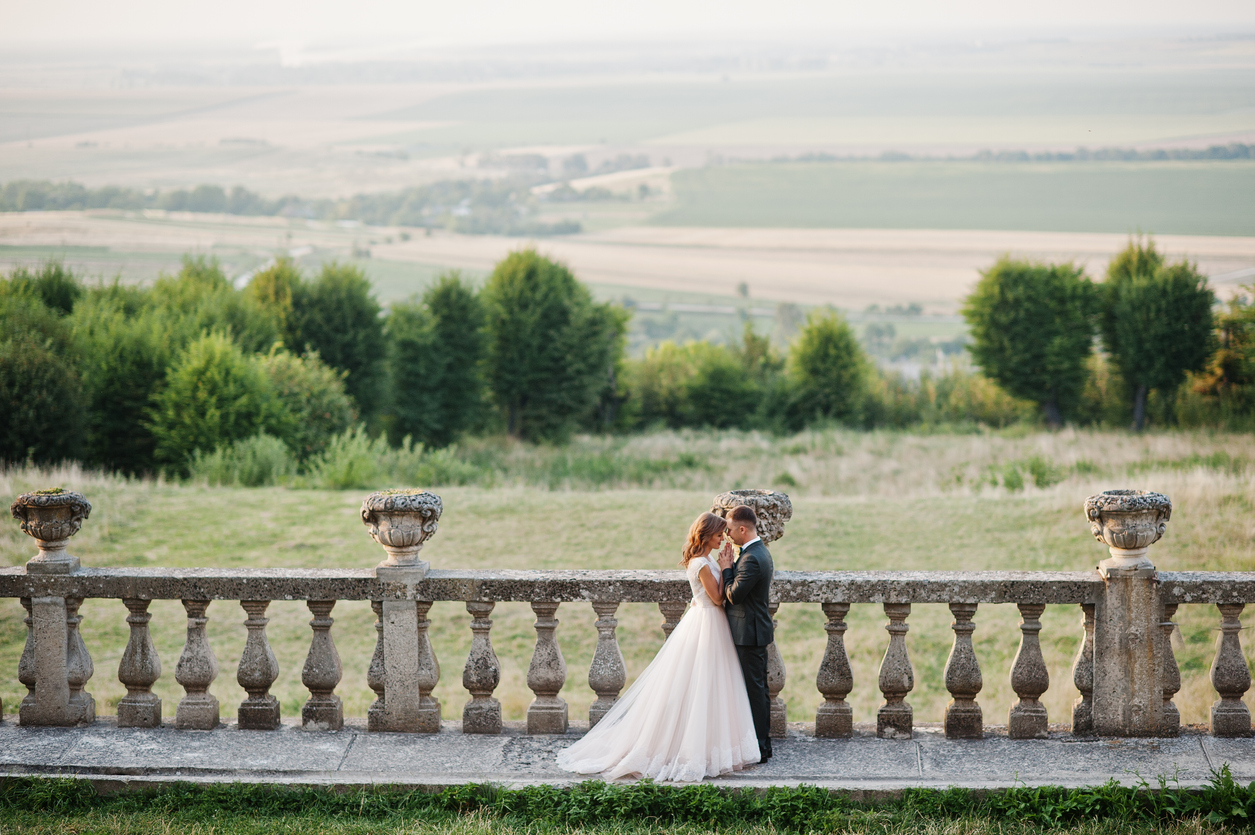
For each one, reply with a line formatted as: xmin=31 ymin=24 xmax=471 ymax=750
xmin=362 ymin=489 xmax=442 ymax=573
xmin=1084 ymin=489 xmax=1171 ymax=571
xmin=10 ymin=488 xmax=91 ymax=574
xmin=712 ymin=489 xmax=793 ymax=543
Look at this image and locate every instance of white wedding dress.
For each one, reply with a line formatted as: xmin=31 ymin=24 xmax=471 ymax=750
xmin=557 ymin=553 xmax=760 ymax=782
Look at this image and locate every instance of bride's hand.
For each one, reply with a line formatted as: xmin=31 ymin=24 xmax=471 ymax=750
xmin=717 ymin=541 xmax=735 ymax=570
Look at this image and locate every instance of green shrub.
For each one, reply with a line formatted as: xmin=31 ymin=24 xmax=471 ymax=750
xmin=149 ymin=256 xmax=281 ymax=354
xmin=188 ymin=433 xmax=296 ymax=487
xmin=0 ymin=293 xmax=87 ymax=463
xmin=305 ymin=425 xmax=389 ymax=489
xmin=149 ymin=333 xmax=286 ymax=473
xmin=787 ymin=309 xmax=870 ymax=427
xmin=1 ymin=260 xmax=82 ymax=314
xmin=259 ymin=347 xmax=357 ymax=460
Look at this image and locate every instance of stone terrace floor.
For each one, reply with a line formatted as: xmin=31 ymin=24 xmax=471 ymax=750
xmin=2 ymin=720 xmax=1254 ymax=794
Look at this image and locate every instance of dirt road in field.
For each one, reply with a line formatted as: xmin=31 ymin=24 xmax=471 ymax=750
xmin=2 ymin=212 xmax=1252 ymax=310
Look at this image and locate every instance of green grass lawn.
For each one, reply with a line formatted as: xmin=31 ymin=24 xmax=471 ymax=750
xmin=655 ymin=161 xmax=1255 ymax=237
xmin=1 ymin=428 xmax=1253 ymax=733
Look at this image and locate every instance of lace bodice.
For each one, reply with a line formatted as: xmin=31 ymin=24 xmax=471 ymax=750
xmin=686 ymin=554 xmax=722 ymax=608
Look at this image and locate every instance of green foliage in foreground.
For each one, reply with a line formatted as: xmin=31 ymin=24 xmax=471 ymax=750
xmin=2 ymin=770 xmax=1254 ymax=833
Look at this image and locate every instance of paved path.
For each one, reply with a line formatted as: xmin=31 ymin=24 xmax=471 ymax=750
xmin=2 ymin=720 xmax=1253 ymax=794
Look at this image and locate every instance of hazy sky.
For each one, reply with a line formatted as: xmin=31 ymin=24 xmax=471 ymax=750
xmin=7 ymin=0 xmax=1255 ymax=49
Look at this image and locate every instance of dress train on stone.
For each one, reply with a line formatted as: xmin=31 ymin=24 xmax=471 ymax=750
xmin=556 ymin=554 xmax=760 ymax=782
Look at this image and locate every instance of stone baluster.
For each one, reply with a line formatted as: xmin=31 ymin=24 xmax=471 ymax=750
xmin=237 ymin=600 xmax=280 ymax=730
xmin=415 ymin=600 xmax=442 ymax=733
xmin=117 ymin=598 xmax=162 ymax=727
xmin=17 ymin=598 xmax=34 ymax=719
xmin=943 ymin=602 xmax=982 ymax=739
xmin=1071 ymin=603 xmax=1095 ymax=736
xmin=1210 ymin=603 xmax=1251 ymax=737
xmin=367 ymin=601 xmax=386 ymax=731
xmin=527 ymin=602 xmax=568 ymax=734
xmin=588 ymin=601 xmax=626 ymax=727
xmin=462 ymin=600 xmax=502 ymax=734
xmin=815 ymin=602 xmax=853 ymax=738
xmin=1086 ymin=490 xmax=1170 ymax=737
xmin=1160 ymin=603 xmax=1180 ymax=737
xmin=1009 ymin=602 xmax=1049 ymax=739
xmin=659 ymin=601 xmax=687 ymax=640
xmin=877 ymin=602 xmax=913 ymax=739
xmin=766 ymin=600 xmax=787 ymax=738
xmin=175 ymin=600 xmax=219 ymax=729
xmin=65 ymin=597 xmax=95 ymax=725
xmin=301 ymin=600 xmax=343 ymax=731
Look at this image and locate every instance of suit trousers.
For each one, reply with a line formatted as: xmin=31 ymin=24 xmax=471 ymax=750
xmin=735 ymin=644 xmax=771 ymax=751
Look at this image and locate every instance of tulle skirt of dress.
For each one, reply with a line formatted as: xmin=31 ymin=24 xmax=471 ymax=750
xmin=556 ymin=603 xmax=760 ymax=782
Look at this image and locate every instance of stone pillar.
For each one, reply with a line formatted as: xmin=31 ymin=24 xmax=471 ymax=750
xmin=175 ymin=600 xmax=219 ymax=729
xmin=17 ymin=598 xmax=35 ymax=719
xmin=815 ymin=602 xmax=853 ymax=738
xmin=462 ymin=600 xmax=502 ymax=734
xmin=588 ymin=602 xmax=626 ymax=727
xmin=414 ymin=600 xmax=442 ymax=733
xmin=527 ymin=602 xmax=568 ymax=734
xmin=237 ymin=600 xmax=280 ymax=730
xmin=301 ymin=600 xmax=343 ymax=731
xmin=12 ymin=491 xmax=92 ymax=727
xmin=1071 ymin=603 xmax=1095 ymax=736
xmin=943 ymin=602 xmax=983 ymax=739
xmin=1085 ymin=490 xmax=1171 ymax=737
xmin=766 ymin=600 xmax=787 ymax=738
xmin=877 ymin=602 xmax=913 ymax=739
xmin=1160 ymin=603 xmax=1181 ymax=738
xmin=658 ymin=601 xmax=687 ymax=640
xmin=1008 ymin=602 xmax=1049 ymax=739
xmin=367 ymin=601 xmax=386 ymax=731
xmin=20 ymin=596 xmax=70 ymax=726
xmin=117 ymin=598 xmax=162 ymax=728
xmin=1210 ymin=603 xmax=1251 ymax=737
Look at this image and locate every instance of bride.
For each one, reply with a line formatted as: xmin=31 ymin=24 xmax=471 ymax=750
xmin=556 ymin=511 xmax=760 ymax=781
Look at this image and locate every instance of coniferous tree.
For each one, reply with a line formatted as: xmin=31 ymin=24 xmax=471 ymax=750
xmin=1101 ymin=239 xmax=1215 ymax=430
xmin=962 ymin=258 xmax=1096 ymax=427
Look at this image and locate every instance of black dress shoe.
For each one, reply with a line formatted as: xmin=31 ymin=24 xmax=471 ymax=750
xmin=758 ymin=752 xmax=771 ymax=764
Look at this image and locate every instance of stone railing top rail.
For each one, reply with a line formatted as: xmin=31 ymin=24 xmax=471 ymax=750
xmin=0 ymin=566 xmax=1107 ymax=604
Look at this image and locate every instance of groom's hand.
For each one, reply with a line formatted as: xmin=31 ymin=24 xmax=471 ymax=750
xmin=717 ymin=541 xmax=735 ymax=571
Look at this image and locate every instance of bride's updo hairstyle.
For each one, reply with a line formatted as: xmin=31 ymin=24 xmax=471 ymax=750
xmin=682 ymin=512 xmax=727 ymax=566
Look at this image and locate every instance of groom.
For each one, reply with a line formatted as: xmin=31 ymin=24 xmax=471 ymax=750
xmin=718 ymin=505 xmax=774 ymax=763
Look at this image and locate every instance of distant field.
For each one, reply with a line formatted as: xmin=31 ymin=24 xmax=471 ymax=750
xmin=657 ymin=161 xmax=1255 ymax=237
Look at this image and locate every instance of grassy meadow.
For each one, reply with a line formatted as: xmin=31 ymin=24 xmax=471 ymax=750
xmin=0 ymin=428 xmax=1253 ymax=733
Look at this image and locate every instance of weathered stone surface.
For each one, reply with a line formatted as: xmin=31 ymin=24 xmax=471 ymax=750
xmin=117 ymin=598 xmax=161 ymax=728
xmin=301 ymin=600 xmax=343 ymax=731
xmin=658 ymin=600 xmax=687 ymax=639
xmin=943 ymin=603 xmax=982 ymax=740
xmin=1085 ymin=490 xmax=1171 ymax=556
xmin=175 ymin=600 xmax=219 ymax=730
xmin=362 ymin=489 xmax=442 ymax=572
xmin=10 ymin=489 xmax=90 ymax=575
xmin=1071 ymin=603 xmax=1095 ymax=736
xmin=767 ymin=601 xmax=787 ymax=738
xmin=1008 ymin=603 xmax=1048 ymax=739
xmin=1210 ymin=603 xmax=1251 ymax=737
xmin=237 ymin=601 xmax=280 ymax=730
xmin=815 ymin=602 xmax=853 ymax=739
xmin=65 ymin=597 xmax=95 ymax=725
xmin=462 ymin=601 xmax=501 ymax=734
xmin=587 ymin=602 xmax=625 ymax=727
xmin=22 ymin=596 xmax=70 ymax=726
xmin=0 ymin=567 xmax=1103 ymax=604
xmin=526 ymin=602 xmax=568 ymax=735
xmin=877 ymin=603 xmax=913 ymax=739
xmin=711 ymin=489 xmax=793 ymax=544
xmin=1160 ymin=603 xmax=1181 ymax=737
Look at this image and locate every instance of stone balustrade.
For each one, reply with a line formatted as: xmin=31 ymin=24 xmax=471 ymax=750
xmin=3 ymin=487 xmax=1254 ymax=742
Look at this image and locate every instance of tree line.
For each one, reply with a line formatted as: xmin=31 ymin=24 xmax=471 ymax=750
xmin=1 ymin=239 xmax=1252 ymax=476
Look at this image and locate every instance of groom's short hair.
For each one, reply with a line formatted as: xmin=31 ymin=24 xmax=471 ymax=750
xmin=729 ymin=505 xmax=757 ymax=528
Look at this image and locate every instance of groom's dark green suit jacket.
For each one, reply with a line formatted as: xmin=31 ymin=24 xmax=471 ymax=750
xmin=722 ymin=539 xmax=774 ymax=647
